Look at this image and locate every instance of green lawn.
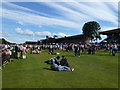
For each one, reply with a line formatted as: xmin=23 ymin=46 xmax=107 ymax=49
xmin=0 ymin=70 xmax=2 ymax=89
xmin=2 ymin=50 xmax=119 ymax=88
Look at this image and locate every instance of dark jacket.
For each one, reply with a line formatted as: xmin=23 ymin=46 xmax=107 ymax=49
xmin=60 ymin=59 xmax=69 ymax=67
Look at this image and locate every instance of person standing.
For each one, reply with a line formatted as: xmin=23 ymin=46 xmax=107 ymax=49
xmin=111 ymin=43 xmax=118 ymax=56
xmin=74 ymin=45 xmax=77 ymax=56
xmin=77 ymin=44 xmax=81 ymax=57
xmin=74 ymin=44 xmax=81 ymax=57
xmin=15 ymin=45 xmax=19 ymax=59
xmin=91 ymin=45 xmax=96 ymax=55
xmin=88 ymin=45 xmax=92 ymax=54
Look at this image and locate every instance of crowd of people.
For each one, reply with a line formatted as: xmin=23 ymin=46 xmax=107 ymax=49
xmin=40 ymin=43 xmax=119 ymax=57
xmin=0 ymin=43 xmax=119 ymax=70
xmin=1 ymin=44 xmax=28 ymax=68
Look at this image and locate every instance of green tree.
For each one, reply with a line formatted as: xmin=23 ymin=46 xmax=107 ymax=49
xmin=46 ymin=36 xmax=49 ymax=39
xmin=53 ymin=35 xmax=58 ymax=39
xmin=82 ymin=21 xmax=101 ymax=43
xmin=1 ymin=38 xmax=16 ymax=44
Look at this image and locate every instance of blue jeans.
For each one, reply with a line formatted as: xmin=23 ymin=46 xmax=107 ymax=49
xmin=58 ymin=66 xmax=71 ymax=71
xmin=51 ymin=64 xmax=71 ymax=71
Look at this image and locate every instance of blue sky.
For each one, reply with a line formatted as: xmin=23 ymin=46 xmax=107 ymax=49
xmin=1 ymin=0 xmax=118 ymax=43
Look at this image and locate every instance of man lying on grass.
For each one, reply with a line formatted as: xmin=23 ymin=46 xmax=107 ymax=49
xmin=44 ymin=56 xmax=60 ymax=65
xmin=50 ymin=62 xmax=74 ymax=71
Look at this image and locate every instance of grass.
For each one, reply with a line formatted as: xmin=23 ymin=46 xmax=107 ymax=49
xmin=0 ymin=70 xmax=2 ymax=89
xmin=2 ymin=50 xmax=119 ymax=88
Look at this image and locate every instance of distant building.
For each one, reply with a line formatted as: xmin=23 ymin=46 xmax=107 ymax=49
xmin=25 ymin=41 xmax=37 ymax=45
xmin=38 ymin=28 xmax=120 ymax=44
xmin=100 ymin=28 xmax=120 ymax=43
xmin=40 ymin=34 xmax=84 ymax=44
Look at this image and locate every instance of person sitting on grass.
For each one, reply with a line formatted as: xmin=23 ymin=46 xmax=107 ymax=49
xmin=50 ymin=62 xmax=74 ymax=71
xmin=48 ymin=51 xmax=60 ymax=55
xmin=60 ymin=56 xmax=69 ymax=67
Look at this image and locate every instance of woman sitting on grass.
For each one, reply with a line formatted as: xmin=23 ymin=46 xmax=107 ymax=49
xmin=60 ymin=56 xmax=69 ymax=67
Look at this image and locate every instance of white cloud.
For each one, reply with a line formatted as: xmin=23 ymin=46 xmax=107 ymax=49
xmin=101 ymin=26 xmax=118 ymax=31
xmin=34 ymin=32 xmax=71 ymax=38
xmin=0 ymin=32 xmax=11 ymax=37
xmin=15 ymin=27 xmax=70 ymax=38
xmin=15 ymin=27 xmax=71 ymax=38
xmin=17 ymin=21 xmax=25 ymax=26
xmin=52 ymin=33 xmax=71 ymax=37
xmin=1 ymin=7 xmax=79 ymax=29
xmin=3 ymin=36 xmax=38 ymax=44
xmin=34 ymin=31 xmax=52 ymax=37
xmin=44 ymin=1 xmax=118 ymax=25
xmin=57 ymin=33 xmax=70 ymax=37
xmin=3 ymin=2 xmax=50 ymax=17
xmin=15 ymin=28 xmax=24 ymax=34
xmin=1 ymin=2 xmax=118 ymax=32
xmin=25 ymin=29 xmax=34 ymax=36
xmin=15 ymin=28 xmax=34 ymax=36
xmin=2 ymin=0 xmax=119 ymax=2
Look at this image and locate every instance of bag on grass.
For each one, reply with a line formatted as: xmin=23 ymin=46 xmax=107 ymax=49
xmin=39 ymin=51 xmax=42 ymax=54
xmin=22 ymin=55 xmax=26 ymax=59
xmin=17 ymin=52 xmax=21 ymax=58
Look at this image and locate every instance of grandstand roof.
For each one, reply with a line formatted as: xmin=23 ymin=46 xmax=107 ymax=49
xmin=99 ymin=28 xmax=120 ymax=35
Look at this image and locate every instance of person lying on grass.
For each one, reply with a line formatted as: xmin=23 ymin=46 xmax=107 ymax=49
xmin=60 ymin=56 xmax=69 ymax=67
xmin=44 ymin=56 xmax=60 ymax=65
xmin=48 ymin=52 xmax=60 ymax=55
xmin=50 ymin=62 xmax=74 ymax=71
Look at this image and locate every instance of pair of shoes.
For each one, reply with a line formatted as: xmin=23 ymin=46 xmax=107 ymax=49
xmin=71 ymin=68 xmax=74 ymax=71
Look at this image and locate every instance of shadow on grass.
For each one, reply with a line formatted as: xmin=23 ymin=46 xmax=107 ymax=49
xmin=43 ymin=68 xmax=57 ymax=72
xmin=64 ymin=55 xmax=75 ymax=57
xmin=43 ymin=68 xmax=53 ymax=71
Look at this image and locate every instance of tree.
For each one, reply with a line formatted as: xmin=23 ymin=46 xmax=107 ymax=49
xmin=53 ymin=35 xmax=58 ymax=39
xmin=1 ymin=38 xmax=16 ymax=44
xmin=37 ymin=40 xmax=40 ymax=45
xmin=46 ymin=36 xmax=49 ymax=39
xmin=82 ymin=21 xmax=101 ymax=43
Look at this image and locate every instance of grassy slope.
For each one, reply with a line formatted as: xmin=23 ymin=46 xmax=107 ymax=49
xmin=2 ymin=50 xmax=118 ymax=88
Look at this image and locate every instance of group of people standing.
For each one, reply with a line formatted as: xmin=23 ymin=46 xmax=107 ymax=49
xmin=101 ymin=43 xmax=119 ymax=56
xmin=74 ymin=44 xmax=96 ymax=57
xmin=1 ymin=44 xmax=28 ymax=68
xmin=42 ymin=43 xmax=119 ymax=57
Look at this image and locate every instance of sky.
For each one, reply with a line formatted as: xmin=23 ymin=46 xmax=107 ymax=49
xmin=0 ymin=0 xmax=119 ymax=44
